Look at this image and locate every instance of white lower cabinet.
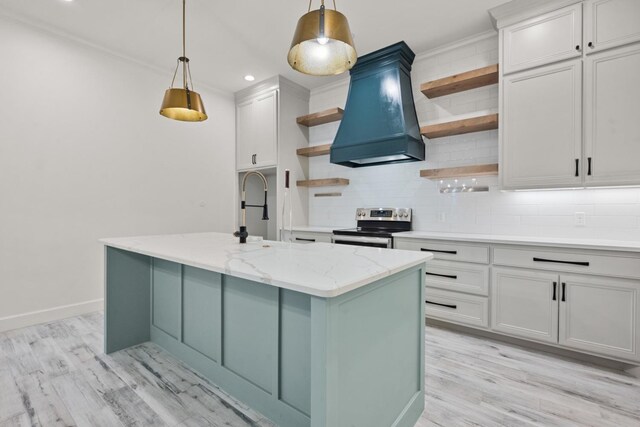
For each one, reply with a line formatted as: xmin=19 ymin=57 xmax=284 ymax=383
xmin=491 ymin=267 xmax=559 ymax=344
xmin=491 ymin=267 xmax=640 ymax=362
xmin=286 ymin=230 xmax=332 ymax=244
xmin=425 ymin=288 xmax=489 ymax=329
xmin=398 ymin=236 xmax=640 ymax=363
xmin=560 ymin=274 xmax=640 ymax=361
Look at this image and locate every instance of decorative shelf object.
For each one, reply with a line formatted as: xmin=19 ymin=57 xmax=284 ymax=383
xmin=420 ymin=114 xmax=499 ymax=139
xmin=420 ymin=64 xmax=499 ymax=99
xmin=296 ymin=108 xmax=344 ymax=127
xmin=420 ymin=164 xmax=499 ymax=180
xmin=296 ymin=178 xmax=349 ymax=187
xmin=297 ymin=144 xmax=332 ymax=157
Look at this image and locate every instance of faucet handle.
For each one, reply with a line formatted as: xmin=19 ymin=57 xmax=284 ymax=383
xmin=234 ymin=226 xmax=249 ymax=244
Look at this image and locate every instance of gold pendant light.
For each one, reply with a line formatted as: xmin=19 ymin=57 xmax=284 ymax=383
xmin=160 ymin=0 xmax=207 ymax=122
xmin=288 ymin=0 xmax=357 ymax=76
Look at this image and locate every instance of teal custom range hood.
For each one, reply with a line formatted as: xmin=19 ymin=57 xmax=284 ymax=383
xmin=330 ymin=41 xmax=425 ymax=168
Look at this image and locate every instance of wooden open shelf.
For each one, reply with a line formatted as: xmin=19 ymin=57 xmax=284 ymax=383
xmin=297 ymin=144 xmax=332 ymax=157
xmin=421 ymin=114 xmax=498 ymax=139
xmin=296 ymin=108 xmax=344 ymax=127
xmin=296 ymin=178 xmax=349 ymax=188
xmin=421 ymin=64 xmax=499 ymax=99
xmin=420 ymin=164 xmax=499 ymax=180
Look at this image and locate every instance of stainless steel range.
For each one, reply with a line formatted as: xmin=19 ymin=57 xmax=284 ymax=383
xmin=332 ymin=208 xmax=412 ymax=248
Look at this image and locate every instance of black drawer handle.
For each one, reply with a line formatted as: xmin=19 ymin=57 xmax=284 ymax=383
xmin=425 ymin=271 xmax=458 ymax=280
xmin=425 ymin=300 xmax=457 ymax=309
xmin=295 ymin=238 xmax=315 ymax=242
xmin=575 ymin=158 xmax=579 ymax=177
xmin=421 ymin=248 xmax=457 ymax=255
xmin=587 ymin=157 xmax=592 ymax=176
xmin=533 ymin=257 xmax=589 ymax=267
xmin=561 ymin=282 xmax=566 ymax=302
xmin=552 ymin=281 xmax=557 ymax=301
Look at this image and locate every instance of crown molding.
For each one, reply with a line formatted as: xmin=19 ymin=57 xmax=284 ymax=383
xmin=0 ymin=10 xmax=233 ymax=100
xmin=489 ymin=0 xmax=583 ymax=29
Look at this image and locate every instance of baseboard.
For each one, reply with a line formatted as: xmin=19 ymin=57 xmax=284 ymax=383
xmin=0 ymin=299 xmax=104 ymax=333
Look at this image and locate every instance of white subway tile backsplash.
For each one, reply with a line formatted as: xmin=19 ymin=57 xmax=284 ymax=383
xmin=305 ymin=35 xmax=640 ymax=242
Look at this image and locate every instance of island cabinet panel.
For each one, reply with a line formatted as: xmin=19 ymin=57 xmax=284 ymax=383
xmin=222 ymin=276 xmax=278 ymax=394
xmin=152 ymin=259 xmax=182 ymax=340
xmin=182 ymin=266 xmax=221 ymax=362
xmin=312 ymin=267 xmax=425 ymax=427
xmin=104 ymin=247 xmax=151 ymax=353
xmin=279 ymin=290 xmax=311 ymax=416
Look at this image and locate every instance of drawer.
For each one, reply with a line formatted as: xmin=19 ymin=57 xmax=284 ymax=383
xmin=424 ymin=288 xmax=489 ymax=329
xmin=290 ymin=231 xmax=331 ymax=244
xmin=395 ymin=239 xmax=490 ymax=264
xmin=493 ymin=246 xmax=640 ymax=280
xmin=424 ymin=260 xmax=489 ymax=296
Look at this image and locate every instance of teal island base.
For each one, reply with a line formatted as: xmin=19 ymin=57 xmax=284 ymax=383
xmin=105 ymin=247 xmax=425 ymax=427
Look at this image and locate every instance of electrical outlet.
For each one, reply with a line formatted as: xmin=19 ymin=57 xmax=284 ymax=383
xmin=575 ymin=212 xmax=586 ymax=227
xmin=438 ymin=212 xmax=446 ymax=222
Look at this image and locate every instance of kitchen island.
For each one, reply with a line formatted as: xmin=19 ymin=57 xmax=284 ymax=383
xmin=100 ymin=232 xmax=431 ymax=427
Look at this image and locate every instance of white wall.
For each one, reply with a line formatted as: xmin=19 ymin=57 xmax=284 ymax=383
xmin=0 ymin=16 xmax=236 ymax=331
xmin=307 ymin=33 xmax=640 ymax=242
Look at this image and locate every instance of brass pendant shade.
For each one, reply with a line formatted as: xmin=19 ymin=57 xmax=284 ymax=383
xmin=160 ymin=88 xmax=207 ymax=122
xmin=159 ymin=0 xmax=207 ymax=122
xmin=288 ymin=2 xmax=357 ymax=76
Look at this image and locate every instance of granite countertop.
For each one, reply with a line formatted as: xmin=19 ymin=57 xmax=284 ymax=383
xmin=100 ymin=232 xmax=431 ymax=298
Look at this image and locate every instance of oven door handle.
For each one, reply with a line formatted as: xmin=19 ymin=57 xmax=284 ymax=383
xmin=331 ymin=234 xmax=392 ymax=247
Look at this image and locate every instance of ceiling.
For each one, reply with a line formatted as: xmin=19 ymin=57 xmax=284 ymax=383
xmin=0 ymin=0 xmax=507 ymax=93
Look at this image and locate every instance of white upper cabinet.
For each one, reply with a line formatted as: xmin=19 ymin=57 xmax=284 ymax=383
xmin=503 ymin=3 xmax=583 ymax=74
xmin=584 ymin=43 xmax=640 ymax=186
xmin=559 ymin=274 xmax=640 ymax=362
xmin=584 ymin=0 xmax=640 ymax=54
xmin=236 ymin=89 xmax=278 ymax=171
xmin=502 ymin=60 xmax=583 ymax=190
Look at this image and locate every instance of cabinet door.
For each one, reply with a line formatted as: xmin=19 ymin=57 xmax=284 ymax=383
xmin=559 ymin=274 xmax=639 ymax=362
xmin=236 ymin=99 xmax=255 ymax=170
xmin=491 ymin=267 xmax=559 ymax=344
xmin=584 ymin=44 xmax=640 ymax=186
xmin=253 ymin=90 xmax=278 ymax=169
xmin=501 ymin=60 xmax=583 ymax=190
xmin=584 ymin=0 xmax=640 ymax=54
xmin=503 ymin=3 xmax=582 ymax=74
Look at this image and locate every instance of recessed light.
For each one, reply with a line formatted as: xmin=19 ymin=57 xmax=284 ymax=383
xmin=244 ymin=75 xmax=255 ymax=82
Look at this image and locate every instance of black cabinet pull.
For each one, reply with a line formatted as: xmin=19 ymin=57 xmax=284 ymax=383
xmin=421 ymin=248 xmax=457 ymax=255
xmin=575 ymin=158 xmax=579 ymax=177
xmin=425 ymin=300 xmax=457 ymax=309
xmin=552 ymin=282 xmax=557 ymax=301
xmin=295 ymin=237 xmax=315 ymax=242
xmin=587 ymin=157 xmax=592 ymax=176
xmin=575 ymin=45 xmax=580 ymax=51
xmin=425 ymin=271 xmax=458 ymax=280
xmin=561 ymin=283 xmax=566 ymax=302
xmin=588 ymin=42 xmax=594 ymax=48
xmin=533 ymin=257 xmax=589 ymax=267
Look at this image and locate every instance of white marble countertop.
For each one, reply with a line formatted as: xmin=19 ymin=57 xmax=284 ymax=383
xmin=100 ymin=232 xmax=431 ymax=298
xmin=393 ymin=231 xmax=640 ymax=253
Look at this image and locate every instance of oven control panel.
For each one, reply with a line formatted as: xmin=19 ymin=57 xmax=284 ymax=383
xmin=355 ymin=208 xmax=412 ymax=222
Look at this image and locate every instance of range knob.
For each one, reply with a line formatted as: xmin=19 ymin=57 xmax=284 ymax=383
xmin=403 ymin=212 xmax=409 ymax=218
xmin=393 ymin=213 xmax=398 ymax=217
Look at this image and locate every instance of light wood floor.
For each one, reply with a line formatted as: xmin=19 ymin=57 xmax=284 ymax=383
xmin=0 ymin=312 xmax=638 ymax=427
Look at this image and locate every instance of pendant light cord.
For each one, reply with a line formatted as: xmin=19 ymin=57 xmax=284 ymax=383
xmin=308 ymin=0 xmax=337 ymax=12
xmin=182 ymin=0 xmax=188 ymax=90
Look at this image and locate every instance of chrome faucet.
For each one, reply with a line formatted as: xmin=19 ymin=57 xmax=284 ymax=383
xmin=234 ymin=171 xmax=269 ymax=244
